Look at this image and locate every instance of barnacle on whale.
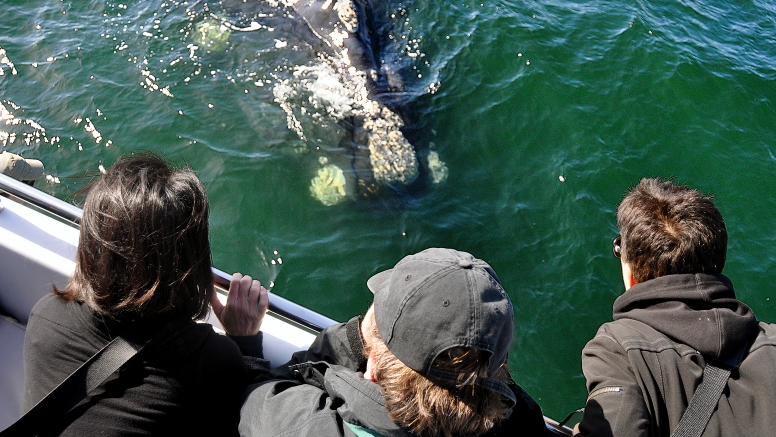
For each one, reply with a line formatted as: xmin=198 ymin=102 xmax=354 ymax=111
xmin=310 ymin=157 xmax=347 ymax=206
xmin=427 ymin=150 xmax=448 ymax=184
xmin=192 ymin=17 xmax=231 ymax=53
xmin=363 ymin=107 xmax=418 ymax=185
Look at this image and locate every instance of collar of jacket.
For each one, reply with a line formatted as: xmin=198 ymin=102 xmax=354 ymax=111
xmin=289 ymin=361 xmax=414 ymax=437
xmin=613 ymin=273 xmax=758 ymax=365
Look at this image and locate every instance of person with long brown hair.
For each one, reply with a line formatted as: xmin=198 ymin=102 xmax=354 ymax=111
xmin=22 ymin=153 xmax=268 ymax=436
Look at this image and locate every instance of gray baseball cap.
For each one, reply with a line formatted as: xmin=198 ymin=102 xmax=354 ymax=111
xmin=367 ymin=247 xmax=517 ymax=406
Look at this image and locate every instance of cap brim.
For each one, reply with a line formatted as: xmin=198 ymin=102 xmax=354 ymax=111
xmin=366 ymin=269 xmax=393 ymax=294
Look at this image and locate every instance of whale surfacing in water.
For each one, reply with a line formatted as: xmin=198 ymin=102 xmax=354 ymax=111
xmin=281 ymin=0 xmax=421 ymax=200
xmin=217 ymin=0 xmax=426 ymax=204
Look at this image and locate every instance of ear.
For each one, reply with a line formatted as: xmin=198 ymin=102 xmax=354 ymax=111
xmin=363 ymin=354 xmax=377 ymax=383
xmin=621 ymin=261 xmax=638 ymax=290
xmin=360 ymin=305 xmax=378 ymax=383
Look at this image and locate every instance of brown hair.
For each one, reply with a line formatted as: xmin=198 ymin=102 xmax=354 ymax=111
xmin=617 ymin=177 xmax=727 ymax=283
xmin=364 ymin=310 xmax=511 ymax=437
xmin=57 ymin=153 xmax=213 ymax=322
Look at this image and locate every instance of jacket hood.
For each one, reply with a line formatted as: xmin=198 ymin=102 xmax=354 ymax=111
xmin=296 ymin=362 xmax=413 ymax=437
xmin=324 ymin=365 xmax=413 ymax=437
xmin=613 ymin=273 xmax=758 ymax=361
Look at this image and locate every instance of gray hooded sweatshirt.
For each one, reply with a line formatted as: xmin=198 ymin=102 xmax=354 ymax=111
xmin=576 ymin=273 xmax=776 ymax=437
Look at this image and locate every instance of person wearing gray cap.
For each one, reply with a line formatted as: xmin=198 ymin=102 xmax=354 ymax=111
xmin=238 ymin=248 xmax=547 ymax=437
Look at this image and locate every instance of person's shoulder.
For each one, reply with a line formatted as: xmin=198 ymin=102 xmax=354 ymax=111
xmin=192 ymin=323 xmax=245 ymax=363
xmin=592 ymin=318 xmax=662 ymax=344
xmin=28 ymin=293 xmax=92 ymax=334
xmin=30 ymin=292 xmax=66 ymax=315
xmin=582 ymin=319 xmax=647 ymax=358
xmin=514 ymin=383 xmax=545 ymax=418
xmin=757 ymin=320 xmax=776 ymax=333
xmin=587 ymin=319 xmax=700 ymax=360
xmin=486 ymin=383 xmax=547 ymax=437
xmin=750 ymin=321 xmax=776 ymax=349
xmin=167 ymin=323 xmax=248 ymax=390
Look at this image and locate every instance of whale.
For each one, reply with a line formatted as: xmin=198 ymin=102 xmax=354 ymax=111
xmin=196 ymin=0 xmax=444 ymax=205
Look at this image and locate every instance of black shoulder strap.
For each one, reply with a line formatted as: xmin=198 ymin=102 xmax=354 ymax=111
xmin=670 ymin=363 xmax=731 ymax=437
xmin=0 ymin=335 xmax=142 ymax=436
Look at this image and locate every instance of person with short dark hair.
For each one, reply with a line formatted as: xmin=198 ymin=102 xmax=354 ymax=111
xmin=574 ymin=178 xmax=776 ymax=437
xmin=23 ymin=153 xmax=269 ymax=436
xmin=238 ymin=248 xmax=548 ymax=437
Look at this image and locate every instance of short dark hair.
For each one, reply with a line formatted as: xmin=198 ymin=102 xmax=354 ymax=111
xmin=57 ymin=153 xmax=213 ymax=322
xmin=617 ymin=177 xmax=727 ymax=283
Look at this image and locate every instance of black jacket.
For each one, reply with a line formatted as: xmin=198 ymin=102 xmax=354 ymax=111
xmin=239 ymin=316 xmax=548 ymax=437
xmin=23 ymin=293 xmax=252 ymax=436
xmin=577 ymin=273 xmax=776 ymax=437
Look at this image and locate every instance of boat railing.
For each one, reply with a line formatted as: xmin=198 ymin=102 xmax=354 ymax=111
xmin=0 ymin=173 xmax=82 ymax=224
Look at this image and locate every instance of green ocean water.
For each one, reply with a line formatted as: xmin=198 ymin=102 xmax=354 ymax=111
xmin=2 ymin=0 xmax=775 ymax=419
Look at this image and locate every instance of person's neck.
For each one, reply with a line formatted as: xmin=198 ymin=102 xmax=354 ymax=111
xmin=621 ymin=260 xmax=638 ymax=291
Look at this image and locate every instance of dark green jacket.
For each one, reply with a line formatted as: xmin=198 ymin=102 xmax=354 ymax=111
xmin=239 ymin=317 xmax=548 ymax=437
xmin=577 ymin=274 xmax=776 ymax=437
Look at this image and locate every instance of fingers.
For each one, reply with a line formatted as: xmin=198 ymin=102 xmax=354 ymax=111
xmin=239 ymin=274 xmax=255 ymax=301
xmin=245 ymin=279 xmax=269 ymax=331
xmin=258 ymin=285 xmax=269 ymax=314
xmin=227 ymin=273 xmax=258 ymax=307
xmin=210 ymin=287 xmax=224 ymax=317
xmin=217 ymin=272 xmax=269 ymax=336
xmin=247 ymin=277 xmax=261 ymax=306
xmin=256 ymin=285 xmax=269 ymax=331
xmin=226 ymin=272 xmax=244 ymax=308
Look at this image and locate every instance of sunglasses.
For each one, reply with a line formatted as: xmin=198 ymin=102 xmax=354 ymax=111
xmin=612 ymin=236 xmax=622 ymax=258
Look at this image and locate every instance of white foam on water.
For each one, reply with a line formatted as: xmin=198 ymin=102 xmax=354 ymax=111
xmin=0 ymin=47 xmax=17 ymax=76
xmin=0 ymin=101 xmax=49 ymax=149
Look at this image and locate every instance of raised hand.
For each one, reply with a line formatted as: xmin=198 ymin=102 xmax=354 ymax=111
xmin=211 ymin=273 xmax=269 ymax=336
